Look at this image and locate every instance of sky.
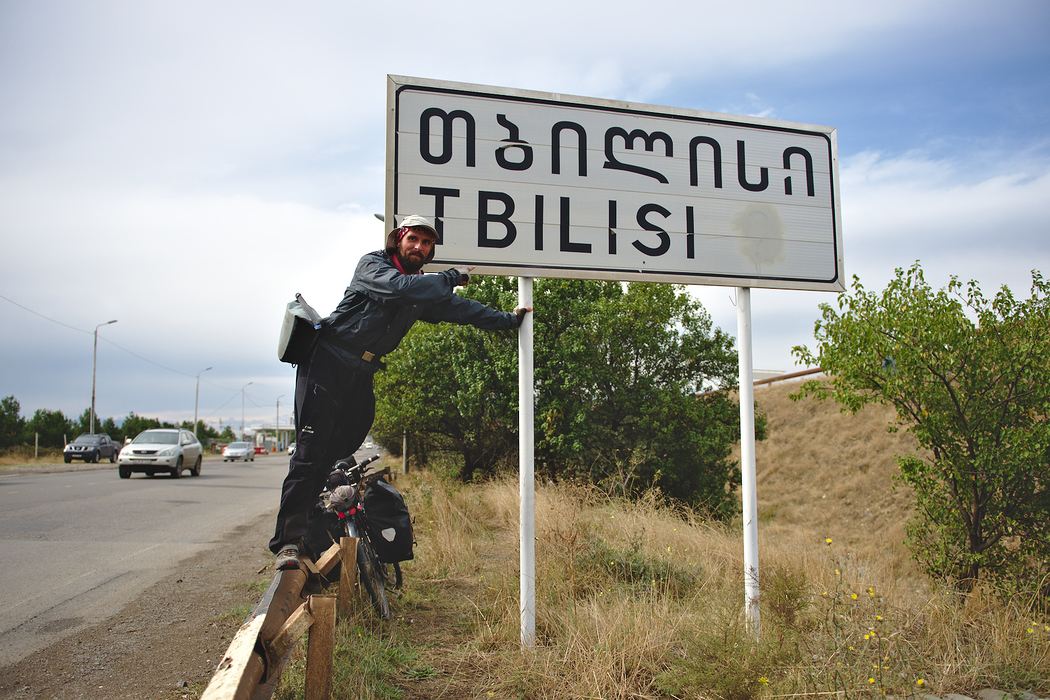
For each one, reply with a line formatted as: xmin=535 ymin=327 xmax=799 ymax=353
xmin=1 ymin=0 xmax=1048 ymax=434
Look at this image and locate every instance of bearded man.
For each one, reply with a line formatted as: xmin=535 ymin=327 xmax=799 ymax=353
xmin=270 ymin=215 xmax=529 ymax=569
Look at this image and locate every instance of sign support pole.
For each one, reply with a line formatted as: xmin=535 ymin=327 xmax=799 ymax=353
xmin=518 ymin=276 xmax=536 ymax=648
xmin=736 ymin=287 xmax=760 ymax=637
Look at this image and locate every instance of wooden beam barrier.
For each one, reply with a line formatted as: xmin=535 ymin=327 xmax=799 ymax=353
xmin=267 ymin=601 xmax=314 ymax=663
xmin=695 ymin=366 xmax=825 ymax=397
xmin=203 ymin=540 xmax=361 ymax=700
xmin=203 ymin=564 xmax=309 ymax=700
xmin=305 ymin=595 xmax=337 ymax=700
xmin=337 ymin=536 xmax=359 ymax=617
xmin=316 ymin=541 xmax=342 ymax=576
xmin=260 ymin=567 xmax=308 ymax=646
xmin=200 ymin=615 xmax=267 ymax=700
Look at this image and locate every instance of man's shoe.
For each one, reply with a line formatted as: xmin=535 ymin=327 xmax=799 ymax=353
xmin=275 ymin=545 xmax=300 ymax=571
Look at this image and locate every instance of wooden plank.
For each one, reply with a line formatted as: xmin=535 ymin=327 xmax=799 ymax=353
xmin=305 ymin=595 xmax=336 ymax=700
xmin=315 ymin=541 xmax=342 ymax=575
xmin=260 ymin=569 xmax=307 ymax=643
xmin=302 ymin=555 xmax=321 ymax=576
xmin=201 ymin=615 xmax=266 ymax=700
xmin=337 ymin=537 xmax=358 ymax=617
xmin=266 ymin=602 xmax=313 ymax=663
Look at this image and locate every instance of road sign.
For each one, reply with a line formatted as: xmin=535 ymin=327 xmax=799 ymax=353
xmin=387 ymin=75 xmax=844 ymax=292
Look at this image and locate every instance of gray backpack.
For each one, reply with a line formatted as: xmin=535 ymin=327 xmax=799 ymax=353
xmin=277 ymin=293 xmax=323 ymax=364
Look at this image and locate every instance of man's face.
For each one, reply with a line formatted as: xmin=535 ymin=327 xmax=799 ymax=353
xmin=396 ymin=227 xmax=436 ymax=272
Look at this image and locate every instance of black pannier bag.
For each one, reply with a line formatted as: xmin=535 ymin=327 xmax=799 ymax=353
xmin=362 ymin=475 xmax=414 ymax=563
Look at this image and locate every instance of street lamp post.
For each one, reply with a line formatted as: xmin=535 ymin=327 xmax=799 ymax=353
xmin=276 ymin=394 xmax=284 ymax=450
xmin=91 ymin=320 xmax=118 ymax=434
xmin=194 ymin=367 xmax=212 ymax=440
xmin=241 ymin=381 xmax=253 ymax=441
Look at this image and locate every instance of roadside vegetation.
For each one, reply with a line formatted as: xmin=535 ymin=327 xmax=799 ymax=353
xmin=0 ymin=394 xmax=240 ymax=453
xmin=0 ymin=445 xmax=64 ymax=466
xmin=273 ymin=456 xmax=1049 ymax=700
xmin=263 ymin=268 xmax=1050 ymax=699
xmin=794 ymin=264 xmax=1050 ymax=597
xmin=374 ymin=278 xmax=760 ymax=518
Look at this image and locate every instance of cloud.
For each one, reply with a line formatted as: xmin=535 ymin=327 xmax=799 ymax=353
xmin=2 ymin=0 xmax=1048 ymax=427
xmin=691 ymin=146 xmax=1050 ymax=375
xmin=841 ymin=149 xmax=1050 ymax=280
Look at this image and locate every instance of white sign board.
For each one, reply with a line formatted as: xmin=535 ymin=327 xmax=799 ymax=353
xmin=387 ymin=75 xmax=843 ymax=292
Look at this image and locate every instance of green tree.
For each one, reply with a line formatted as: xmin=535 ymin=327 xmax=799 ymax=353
xmin=373 ymin=276 xmax=520 ymax=480
xmin=374 ymin=277 xmax=750 ymax=517
xmin=73 ymin=408 xmax=116 ymax=436
xmin=180 ymin=420 xmax=219 ymax=444
xmin=0 ymin=396 xmax=26 ymax=448
xmin=99 ymin=417 xmax=120 ymax=440
xmin=73 ymin=407 xmax=110 ymax=435
xmin=26 ymin=408 xmax=74 ymax=448
xmin=119 ymin=412 xmax=175 ymax=441
xmin=793 ymin=263 xmax=1050 ymax=595
xmin=74 ymin=408 xmax=90 ymax=435
xmin=533 ymin=280 xmax=744 ymax=516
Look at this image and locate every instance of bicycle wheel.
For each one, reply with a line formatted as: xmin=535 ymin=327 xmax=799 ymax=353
xmin=347 ymin=521 xmax=390 ymax=619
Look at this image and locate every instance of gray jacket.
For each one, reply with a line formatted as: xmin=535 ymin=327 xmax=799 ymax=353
xmin=315 ymin=250 xmax=519 ymax=373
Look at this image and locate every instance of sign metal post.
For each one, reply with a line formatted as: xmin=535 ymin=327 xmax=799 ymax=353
xmin=737 ymin=287 xmax=760 ymax=635
xmin=518 ymin=276 xmax=536 ymax=646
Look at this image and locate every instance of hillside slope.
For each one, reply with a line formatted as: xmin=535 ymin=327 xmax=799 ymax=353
xmin=749 ymin=378 xmax=924 ymax=586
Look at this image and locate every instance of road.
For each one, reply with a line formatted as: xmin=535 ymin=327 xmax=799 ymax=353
xmin=0 ymin=453 xmax=291 ymax=668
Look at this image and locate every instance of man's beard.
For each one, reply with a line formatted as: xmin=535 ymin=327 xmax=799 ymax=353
xmin=398 ymin=251 xmax=426 ymax=273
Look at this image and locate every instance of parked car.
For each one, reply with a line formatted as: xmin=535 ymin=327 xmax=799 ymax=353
xmin=118 ymin=428 xmax=202 ymax=479
xmin=287 ymin=442 xmax=296 ymax=455
xmin=222 ymin=442 xmax=255 ymax=462
xmin=63 ymin=434 xmax=120 ymax=463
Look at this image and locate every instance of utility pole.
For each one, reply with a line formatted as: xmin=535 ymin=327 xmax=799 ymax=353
xmin=241 ymin=381 xmax=253 ymax=441
xmin=276 ymin=394 xmax=284 ymax=450
xmin=194 ymin=367 xmax=212 ymax=441
xmin=91 ymin=320 xmax=117 ymax=433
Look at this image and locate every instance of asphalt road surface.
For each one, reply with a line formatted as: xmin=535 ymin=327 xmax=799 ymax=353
xmin=0 ymin=453 xmax=293 ymax=668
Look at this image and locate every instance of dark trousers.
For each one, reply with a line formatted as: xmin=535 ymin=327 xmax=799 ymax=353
xmin=269 ymin=347 xmax=375 ymax=553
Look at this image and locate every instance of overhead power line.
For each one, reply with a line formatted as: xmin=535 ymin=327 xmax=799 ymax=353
xmin=0 ymin=292 xmax=87 ymax=334
xmin=2 ymin=291 xmax=194 ymax=379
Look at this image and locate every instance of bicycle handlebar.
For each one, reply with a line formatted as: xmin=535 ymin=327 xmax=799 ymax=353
xmin=324 ymin=454 xmax=382 ymax=512
xmin=331 ymin=454 xmax=382 ymax=483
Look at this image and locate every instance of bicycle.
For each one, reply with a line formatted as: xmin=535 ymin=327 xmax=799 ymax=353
xmin=319 ymin=454 xmax=393 ymax=620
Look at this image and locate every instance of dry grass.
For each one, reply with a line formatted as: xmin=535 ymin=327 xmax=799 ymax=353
xmin=389 ymin=470 xmax=1048 ymax=699
xmin=0 ymin=446 xmax=64 ymax=466
xmin=749 ymin=380 xmax=921 ymax=589
xmin=285 ymin=380 xmax=1048 ymax=699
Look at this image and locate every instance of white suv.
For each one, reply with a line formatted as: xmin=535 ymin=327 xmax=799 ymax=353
xmin=118 ymin=429 xmax=203 ymax=479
